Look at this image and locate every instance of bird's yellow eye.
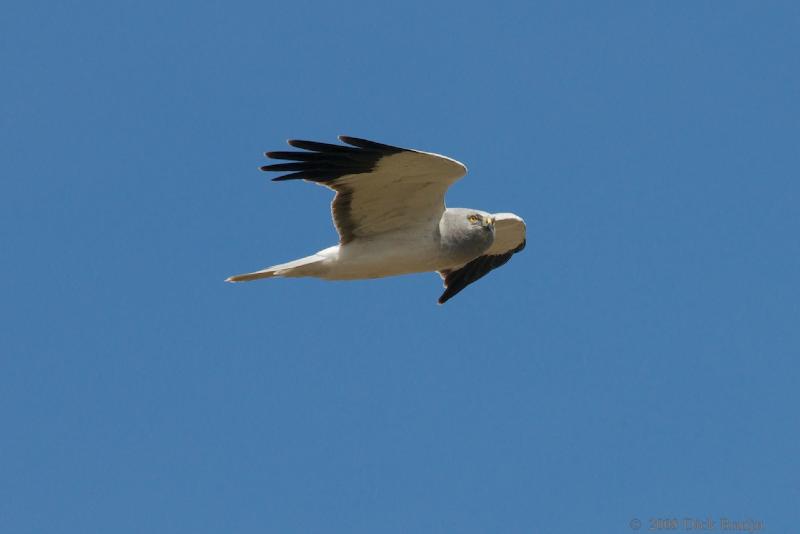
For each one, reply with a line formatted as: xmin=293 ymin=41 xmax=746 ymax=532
xmin=468 ymin=214 xmax=480 ymax=223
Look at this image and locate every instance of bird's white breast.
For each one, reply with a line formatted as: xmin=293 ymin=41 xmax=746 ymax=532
xmin=315 ymin=230 xmax=449 ymax=280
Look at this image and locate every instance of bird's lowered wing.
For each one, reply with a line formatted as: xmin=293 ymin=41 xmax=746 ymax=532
xmin=260 ymin=136 xmax=467 ymax=244
xmin=437 ymin=213 xmax=526 ymax=304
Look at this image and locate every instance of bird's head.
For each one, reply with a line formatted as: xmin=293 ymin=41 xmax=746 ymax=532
xmin=467 ymin=212 xmax=495 ymax=232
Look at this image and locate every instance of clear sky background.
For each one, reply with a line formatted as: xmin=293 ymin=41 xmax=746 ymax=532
xmin=2 ymin=1 xmax=798 ymax=533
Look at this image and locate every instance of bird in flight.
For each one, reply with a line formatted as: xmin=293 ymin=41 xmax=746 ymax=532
xmin=226 ymin=136 xmax=526 ymax=304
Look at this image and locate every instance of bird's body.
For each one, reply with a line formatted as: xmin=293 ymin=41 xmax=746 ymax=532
xmin=261 ymin=207 xmax=496 ymax=280
xmin=227 ymin=136 xmax=526 ymax=304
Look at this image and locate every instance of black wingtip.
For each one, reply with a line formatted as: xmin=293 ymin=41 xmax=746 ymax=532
xmin=261 ymin=136 xmax=405 ymax=184
xmin=437 ymin=288 xmax=458 ymax=305
xmin=260 ymin=162 xmax=314 ymax=172
xmin=338 ymin=135 xmax=404 ymax=153
xmin=287 ymin=139 xmax=356 ymax=153
xmin=267 ymin=170 xmax=307 ymax=181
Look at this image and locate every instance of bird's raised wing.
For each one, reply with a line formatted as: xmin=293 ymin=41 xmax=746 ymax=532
xmin=438 ymin=213 xmax=526 ymax=304
xmin=260 ymin=136 xmax=467 ymax=244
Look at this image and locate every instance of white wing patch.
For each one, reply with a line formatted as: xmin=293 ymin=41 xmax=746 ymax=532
xmin=334 ymin=150 xmax=467 ymax=240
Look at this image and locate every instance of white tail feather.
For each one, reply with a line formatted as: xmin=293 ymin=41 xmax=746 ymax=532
xmin=226 ymin=254 xmax=326 ymax=282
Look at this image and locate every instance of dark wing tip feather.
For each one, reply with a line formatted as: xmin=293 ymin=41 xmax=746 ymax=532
xmin=260 ymin=162 xmax=315 ymax=172
xmin=269 ymin=170 xmax=335 ymax=182
xmin=260 ymin=136 xmax=410 ymax=184
xmin=287 ymin=139 xmax=358 ymax=153
xmin=338 ymin=135 xmax=404 ymax=153
xmin=269 ymin=171 xmax=310 ymax=181
xmin=266 ymin=151 xmax=327 ymax=161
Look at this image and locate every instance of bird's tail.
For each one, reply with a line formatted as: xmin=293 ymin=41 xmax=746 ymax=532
xmin=226 ymin=253 xmax=327 ymax=282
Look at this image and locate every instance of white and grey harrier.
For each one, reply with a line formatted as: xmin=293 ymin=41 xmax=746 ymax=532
xmin=227 ymin=136 xmax=526 ymax=304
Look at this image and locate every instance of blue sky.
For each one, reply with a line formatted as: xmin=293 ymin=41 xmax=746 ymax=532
xmin=2 ymin=1 xmax=798 ymax=533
